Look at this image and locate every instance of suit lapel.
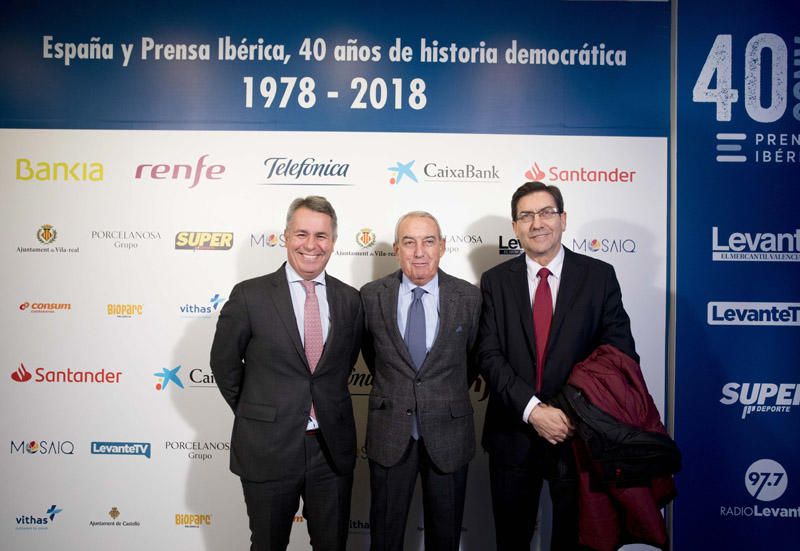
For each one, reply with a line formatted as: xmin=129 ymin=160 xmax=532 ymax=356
xmin=315 ymin=275 xmax=338 ymax=373
xmin=509 ymin=255 xmax=537 ymax=360
xmin=268 ymin=265 xmax=308 ymax=370
xmin=379 ymin=271 xmax=416 ymax=372
xmin=423 ymin=270 xmax=453 ymax=371
xmin=547 ymin=248 xmax=583 ymax=355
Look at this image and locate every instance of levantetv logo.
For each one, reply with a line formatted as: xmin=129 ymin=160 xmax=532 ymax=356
xmin=16 ymin=505 xmax=63 ymax=530
xmin=91 ymin=441 xmax=151 ymax=458
xmin=712 ymin=226 xmax=800 ymax=261
xmin=708 ymin=302 xmax=800 ymax=326
xmin=720 ymin=459 xmax=798 ymax=519
xmin=720 ymin=382 xmax=799 ymax=419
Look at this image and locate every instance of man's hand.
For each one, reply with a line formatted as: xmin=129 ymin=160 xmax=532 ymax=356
xmin=527 ymin=403 xmax=575 ymax=445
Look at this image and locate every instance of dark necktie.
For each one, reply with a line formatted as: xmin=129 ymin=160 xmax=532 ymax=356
xmin=301 ymin=280 xmax=322 ymax=421
xmin=404 ymin=286 xmax=427 ymax=439
xmin=532 ymin=268 xmax=552 ymax=393
xmin=404 ymin=287 xmax=427 ymax=370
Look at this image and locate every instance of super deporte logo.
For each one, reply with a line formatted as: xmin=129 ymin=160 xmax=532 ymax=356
xmin=720 ymin=382 xmax=799 ymax=419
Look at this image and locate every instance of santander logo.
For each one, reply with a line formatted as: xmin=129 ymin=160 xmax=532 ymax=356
xmin=11 ymin=363 xmax=32 ymax=382
xmin=524 ymin=161 xmax=636 ymax=183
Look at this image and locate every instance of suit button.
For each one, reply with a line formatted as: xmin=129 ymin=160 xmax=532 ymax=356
xmin=415 ymin=379 xmax=422 ymax=386
xmin=406 ymin=409 xmax=413 ymax=416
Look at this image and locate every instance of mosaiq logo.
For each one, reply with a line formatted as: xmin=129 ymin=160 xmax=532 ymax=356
xmin=523 ymin=161 xmax=637 ymax=184
xmin=260 ymin=156 xmax=351 ymax=186
xmin=572 ymin=237 xmax=637 ymax=254
xmin=712 ymin=226 xmax=800 ymax=261
xmin=134 ymin=154 xmax=225 ymax=189
xmin=720 ymin=382 xmax=799 ymax=419
xmin=250 ymin=231 xmax=286 ymax=248
xmin=720 ymin=459 xmax=798 ymax=519
xmin=10 ymin=439 xmax=75 ymax=456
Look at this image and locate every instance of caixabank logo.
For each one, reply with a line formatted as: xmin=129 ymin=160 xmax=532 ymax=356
xmin=720 ymin=459 xmax=798 ymax=520
xmin=712 ymin=226 xmax=800 ymax=261
xmin=10 ymin=362 xmax=122 ymax=384
xmin=523 ymin=161 xmax=637 ymax=184
xmin=15 ymin=505 xmax=63 ymax=531
xmin=708 ymin=302 xmax=800 ymax=326
xmin=720 ymin=382 xmax=799 ymax=419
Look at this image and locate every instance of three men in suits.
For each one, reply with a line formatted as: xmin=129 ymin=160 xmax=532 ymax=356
xmin=479 ymin=182 xmax=638 ymax=550
xmin=210 ymin=196 xmax=363 ymax=551
xmin=361 ymin=211 xmax=481 ymax=551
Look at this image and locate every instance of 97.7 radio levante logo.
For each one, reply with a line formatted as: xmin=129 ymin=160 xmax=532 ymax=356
xmin=692 ymin=32 xmax=799 ymax=164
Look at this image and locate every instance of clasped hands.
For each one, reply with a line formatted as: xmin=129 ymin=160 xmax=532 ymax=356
xmin=528 ymin=403 xmax=575 ymax=445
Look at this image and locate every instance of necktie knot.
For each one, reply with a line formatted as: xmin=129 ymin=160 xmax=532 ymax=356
xmin=300 ymin=279 xmax=316 ymax=295
xmin=411 ymin=286 xmax=426 ymax=301
xmin=537 ymin=267 xmax=551 ymax=281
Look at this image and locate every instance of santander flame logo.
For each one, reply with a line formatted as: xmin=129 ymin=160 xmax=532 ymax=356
xmin=11 ymin=363 xmax=32 ymax=382
xmin=524 ymin=162 xmax=546 ymax=181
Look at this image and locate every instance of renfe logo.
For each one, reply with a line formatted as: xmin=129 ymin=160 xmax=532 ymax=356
xmin=712 ymin=226 xmax=800 ymax=261
xmin=708 ymin=302 xmax=800 ymax=326
xmin=134 ymin=155 xmax=225 ymax=189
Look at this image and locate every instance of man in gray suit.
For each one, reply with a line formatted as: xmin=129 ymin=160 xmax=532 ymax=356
xmin=211 ymin=196 xmax=363 ymax=551
xmin=361 ymin=211 xmax=481 ymax=551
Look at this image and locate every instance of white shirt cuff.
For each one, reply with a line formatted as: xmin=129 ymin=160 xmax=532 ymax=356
xmin=522 ymin=395 xmax=541 ymax=423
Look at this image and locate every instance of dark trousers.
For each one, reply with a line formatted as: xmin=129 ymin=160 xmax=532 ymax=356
xmin=369 ymin=437 xmax=468 ymax=551
xmin=241 ymin=432 xmax=353 ymax=551
xmin=489 ymin=438 xmax=579 ymax=551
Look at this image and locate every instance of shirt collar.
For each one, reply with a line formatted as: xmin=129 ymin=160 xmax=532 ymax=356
xmin=525 ymin=245 xmax=565 ymax=280
xmin=400 ymin=272 xmax=439 ymax=295
xmin=285 ymin=263 xmax=326 ymax=286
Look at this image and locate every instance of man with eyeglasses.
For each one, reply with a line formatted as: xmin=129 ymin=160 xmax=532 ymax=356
xmin=478 ymin=181 xmax=638 ymax=550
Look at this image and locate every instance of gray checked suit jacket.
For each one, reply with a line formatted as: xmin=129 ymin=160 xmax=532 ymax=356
xmin=361 ymin=269 xmax=481 ymax=473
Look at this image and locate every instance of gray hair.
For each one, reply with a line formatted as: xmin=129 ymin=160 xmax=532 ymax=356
xmin=393 ymin=211 xmax=443 ymax=244
xmin=285 ymin=196 xmax=338 ymax=239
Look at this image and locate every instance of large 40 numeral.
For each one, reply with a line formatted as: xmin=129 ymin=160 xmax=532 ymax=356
xmin=692 ymin=33 xmax=787 ymax=123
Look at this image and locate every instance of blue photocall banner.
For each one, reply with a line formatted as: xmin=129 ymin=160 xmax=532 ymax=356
xmin=675 ymin=0 xmax=800 ymax=548
xmin=1 ymin=0 xmax=669 ymax=135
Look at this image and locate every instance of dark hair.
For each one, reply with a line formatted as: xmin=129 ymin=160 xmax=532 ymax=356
xmin=511 ymin=181 xmax=564 ymax=220
xmin=286 ymin=196 xmax=338 ymax=239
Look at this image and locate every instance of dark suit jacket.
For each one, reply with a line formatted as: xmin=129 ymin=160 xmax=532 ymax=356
xmin=478 ymin=247 xmax=637 ymax=466
xmin=210 ymin=264 xmax=363 ymax=482
xmin=361 ymin=269 xmax=481 ymax=473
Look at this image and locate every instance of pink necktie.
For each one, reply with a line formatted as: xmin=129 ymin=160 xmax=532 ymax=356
xmin=301 ymin=280 xmax=323 ymax=420
xmin=532 ymin=268 xmax=552 ymax=392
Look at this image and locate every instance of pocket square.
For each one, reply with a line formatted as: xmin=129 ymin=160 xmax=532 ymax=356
xmin=455 ymin=325 xmax=463 ymax=333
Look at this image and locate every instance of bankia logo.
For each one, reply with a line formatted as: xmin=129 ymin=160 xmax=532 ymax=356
xmin=522 ymin=161 xmax=637 ymax=184
xmin=179 ymin=293 xmax=226 ymax=317
xmin=134 ymin=154 xmax=225 ymax=189
xmin=175 ymin=232 xmax=233 ymax=251
xmin=90 ymin=441 xmax=151 ymax=458
xmin=250 ymin=232 xmax=286 ymax=248
xmin=720 ymin=382 xmax=799 ymax=419
xmin=15 ymin=505 xmax=63 ymax=530
xmin=19 ymin=302 xmax=71 ymax=314
xmin=17 ymin=157 xmax=103 ymax=182
xmin=708 ymin=302 xmax=800 ymax=326
xmin=712 ymin=226 xmax=800 ymax=261
xmin=154 ymin=366 xmax=184 ymax=391
xmin=572 ymin=237 xmax=637 ymax=254
xmin=10 ymin=440 xmax=75 ymax=455
xmin=260 ymin=156 xmax=352 ymax=186
xmin=90 ymin=230 xmax=162 ymax=250
xmin=387 ymin=160 xmax=417 ymax=185
xmin=719 ymin=459 xmax=798 ymax=519
xmin=10 ymin=362 xmax=121 ymax=384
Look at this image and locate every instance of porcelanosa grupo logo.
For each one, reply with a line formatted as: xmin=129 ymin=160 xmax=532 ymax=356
xmin=711 ymin=226 xmax=800 ymax=261
xmin=523 ymin=161 xmax=637 ymax=184
xmin=720 ymin=382 xmax=799 ymax=419
xmin=387 ymin=160 xmax=417 ymax=185
xmin=260 ymin=156 xmax=351 ymax=186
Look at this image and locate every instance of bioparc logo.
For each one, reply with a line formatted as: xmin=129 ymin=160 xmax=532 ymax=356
xmin=260 ymin=156 xmax=352 ymax=186
xmin=719 ymin=459 xmax=798 ymax=519
xmin=175 ymin=513 xmax=212 ymax=528
xmin=720 ymin=382 xmax=799 ymax=419
xmin=523 ymin=161 xmax=637 ymax=184
xmin=179 ymin=293 xmax=226 ymax=317
xmin=175 ymin=232 xmax=233 ymax=251
xmin=10 ymin=440 xmax=75 ymax=456
xmin=89 ymin=506 xmax=141 ymax=528
xmin=708 ymin=302 xmax=800 ymax=326
xmin=90 ymin=441 xmax=151 ymax=459
xmin=251 ymin=231 xmax=286 ymax=248
xmin=107 ymin=304 xmax=143 ymax=318
xmin=15 ymin=505 xmax=63 ymax=530
xmin=154 ymin=365 xmax=184 ymax=391
xmin=572 ymin=237 xmax=637 ymax=254
xmin=19 ymin=302 xmax=71 ymax=314
xmin=711 ymin=226 xmax=800 ymax=261
xmin=10 ymin=362 xmax=122 ymax=384
xmin=134 ymin=154 xmax=225 ymax=189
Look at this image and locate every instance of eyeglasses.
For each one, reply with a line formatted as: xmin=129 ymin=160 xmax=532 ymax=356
xmin=515 ymin=208 xmax=561 ymax=223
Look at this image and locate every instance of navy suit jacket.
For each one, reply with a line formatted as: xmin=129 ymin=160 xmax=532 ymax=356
xmin=478 ymin=247 xmax=637 ymax=466
xmin=210 ymin=264 xmax=363 ymax=481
